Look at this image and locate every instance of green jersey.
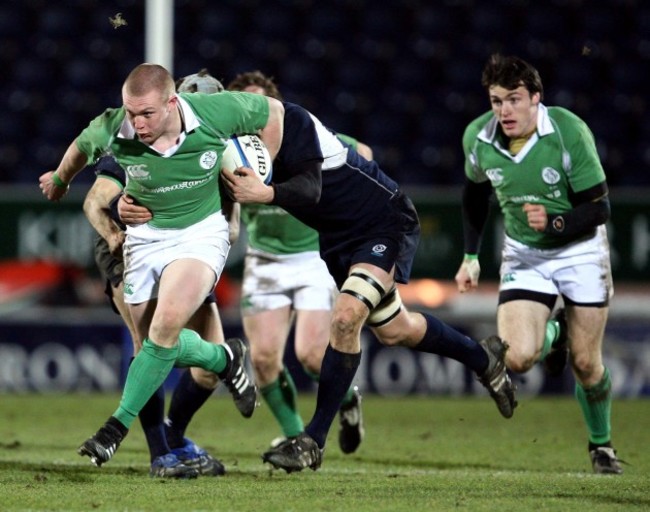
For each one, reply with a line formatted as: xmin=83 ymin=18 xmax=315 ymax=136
xmin=463 ymin=104 xmax=606 ymax=249
xmin=242 ymin=204 xmax=318 ymax=255
xmin=76 ymin=92 xmax=269 ymax=229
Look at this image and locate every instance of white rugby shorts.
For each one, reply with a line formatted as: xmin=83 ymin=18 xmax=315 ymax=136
xmin=499 ymin=225 xmax=613 ymax=304
xmin=241 ymin=248 xmax=337 ymax=316
xmin=122 ymin=211 xmax=230 ymax=304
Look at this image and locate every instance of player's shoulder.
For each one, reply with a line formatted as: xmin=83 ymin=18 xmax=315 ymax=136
xmin=463 ymin=111 xmax=493 ymax=142
xmin=546 ymin=106 xmax=595 ymax=143
xmin=181 ymin=90 xmax=262 ymax=107
xmin=88 ymin=107 xmax=125 ymax=130
xmin=546 ymin=105 xmax=585 ymax=126
xmin=283 ymin=101 xmax=311 ymax=119
xmin=282 ymin=101 xmax=319 ymax=131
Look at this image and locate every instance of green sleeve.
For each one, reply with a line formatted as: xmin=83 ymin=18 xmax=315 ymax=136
xmin=462 ymin=113 xmax=491 ymax=183
xmin=75 ymin=108 xmax=126 ymax=162
xmin=564 ymin=114 xmax=607 ymax=193
xmin=181 ymin=92 xmax=270 ymax=136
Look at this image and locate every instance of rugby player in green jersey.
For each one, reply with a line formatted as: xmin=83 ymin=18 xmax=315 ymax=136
xmin=455 ymin=54 xmax=622 ymax=474
xmin=80 ymin=72 xmax=247 ymax=478
xmin=39 ymin=63 xmax=284 ymax=469
xmin=227 ymin=71 xmax=370 ymax=457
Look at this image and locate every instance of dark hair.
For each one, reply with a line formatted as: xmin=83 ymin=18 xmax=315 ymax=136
xmin=481 ymin=54 xmax=544 ymax=100
xmin=226 ymin=70 xmax=283 ymax=101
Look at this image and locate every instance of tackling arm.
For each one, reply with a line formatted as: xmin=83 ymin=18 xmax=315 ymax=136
xmin=258 ymin=97 xmax=284 ymax=160
xmin=83 ymin=177 xmax=125 ymax=258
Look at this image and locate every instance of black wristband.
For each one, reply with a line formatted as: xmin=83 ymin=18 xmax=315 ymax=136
xmin=544 ymin=198 xmax=610 ymax=236
xmin=548 ymin=215 xmax=566 ymax=233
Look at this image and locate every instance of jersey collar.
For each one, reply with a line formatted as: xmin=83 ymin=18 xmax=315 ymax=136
xmin=478 ymin=103 xmax=553 ymax=143
xmin=536 ymin=103 xmax=554 ymax=136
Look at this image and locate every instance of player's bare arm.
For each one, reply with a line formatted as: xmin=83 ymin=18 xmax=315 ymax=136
xmin=83 ymin=178 xmax=126 ymax=258
xmin=258 ymin=97 xmax=284 ymax=160
xmin=39 ymin=139 xmax=88 ymax=201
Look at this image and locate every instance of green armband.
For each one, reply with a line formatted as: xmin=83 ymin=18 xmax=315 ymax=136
xmin=464 ymin=253 xmax=478 ymax=260
xmin=52 ymin=172 xmax=69 ymax=189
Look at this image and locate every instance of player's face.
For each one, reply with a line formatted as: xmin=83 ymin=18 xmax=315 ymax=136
xmin=488 ymin=85 xmax=540 ymax=138
xmin=123 ymin=89 xmax=177 ymax=144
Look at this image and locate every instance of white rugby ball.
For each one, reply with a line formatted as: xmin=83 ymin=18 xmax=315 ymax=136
xmin=222 ymin=134 xmax=273 ymax=184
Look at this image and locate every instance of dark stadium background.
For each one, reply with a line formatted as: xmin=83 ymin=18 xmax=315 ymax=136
xmin=1 ymin=0 xmax=648 ymax=187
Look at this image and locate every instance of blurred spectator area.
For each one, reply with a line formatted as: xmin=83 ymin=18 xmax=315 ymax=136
xmin=1 ymin=0 xmax=648 ymax=187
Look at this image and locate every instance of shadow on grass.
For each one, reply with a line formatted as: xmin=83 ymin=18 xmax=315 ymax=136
xmin=343 ymin=454 xmax=498 ymax=472
xmin=0 ymin=460 xmax=144 ymax=482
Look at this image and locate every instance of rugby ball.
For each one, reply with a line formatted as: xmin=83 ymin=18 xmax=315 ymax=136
xmin=222 ymin=134 xmax=273 ymax=184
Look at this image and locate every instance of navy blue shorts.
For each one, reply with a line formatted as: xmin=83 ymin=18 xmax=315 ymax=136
xmin=320 ymin=192 xmax=420 ymax=288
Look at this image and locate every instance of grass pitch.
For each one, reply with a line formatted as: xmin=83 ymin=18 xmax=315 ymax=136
xmin=0 ymin=393 xmax=648 ymax=511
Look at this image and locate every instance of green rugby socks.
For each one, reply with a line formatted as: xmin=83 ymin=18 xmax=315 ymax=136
xmin=261 ymin=368 xmax=304 ymax=438
xmin=575 ymin=367 xmax=613 ymax=445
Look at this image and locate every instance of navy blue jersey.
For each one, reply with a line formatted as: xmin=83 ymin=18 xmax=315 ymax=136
xmin=271 ymin=102 xmax=420 ymax=285
xmin=273 ymin=102 xmax=401 ymax=237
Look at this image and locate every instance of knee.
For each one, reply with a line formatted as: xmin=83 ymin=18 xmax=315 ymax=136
xmin=330 ymin=311 xmax=365 ymax=352
xmin=570 ymin=351 xmax=601 ymax=381
xmin=250 ymin=346 xmax=282 ymax=381
xmin=331 ymin=308 xmax=363 ymax=342
xmin=505 ymin=345 xmax=537 ymax=373
xmin=375 ymin=329 xmax=403 ymax=347
xmin=296 ymin=350 xmax=322 ymax=375
xmin=374 ymin=311 xmax=422 ymax=347
xmin=150 ymin=308 xmax=184 ymax=341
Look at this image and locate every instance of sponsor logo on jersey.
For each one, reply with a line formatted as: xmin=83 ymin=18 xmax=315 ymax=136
xmin=511 ymin=194 xmax=541 ymax=203
xmin=126 ymin=164 xmax=149 ymax=179
xmin=372 ymin=244 xmax=387 ymax=257
xmin=123 ymin=282 xmax=134 ymax=295
xmin=541 ymin=167 xmax=561 ymax=185
xmin=149 ymin=177 xmax=211 ymax=194
xmin=485 ymin=168 xmax=504 ymax=186
xmin=200 ymin=150 xmax=218 ymax=170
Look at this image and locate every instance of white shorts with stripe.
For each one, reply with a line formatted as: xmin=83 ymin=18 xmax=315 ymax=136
xmin=122 ymin=211 xmax=230 ymax=304
xmin=499 ymin=225 xmax=613 ymax=304
xmin=241 ymin=248 xmax=337 ymax=316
